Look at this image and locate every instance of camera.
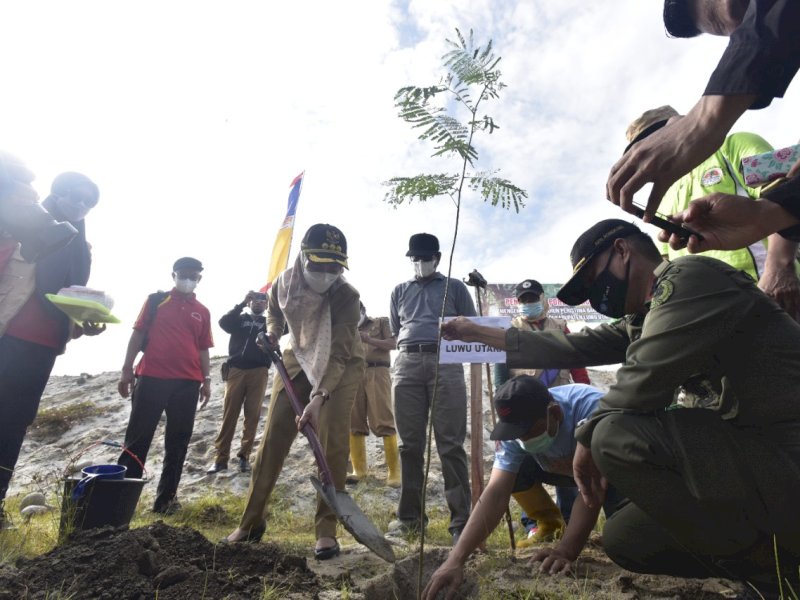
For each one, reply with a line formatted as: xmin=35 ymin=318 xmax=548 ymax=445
xmin=0 ymin=151 xmax=77 ymax=262
xmin=465 ymin=269 xmax=487 ymax=288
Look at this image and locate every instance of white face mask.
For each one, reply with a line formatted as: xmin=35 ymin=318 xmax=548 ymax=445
xmin=414 ymin=260 xmax=437 ymax=279
xmin=175 ymin=278 xmax=198 ymax=294
xmin=304 ymin=270 xmax=339 ymax=294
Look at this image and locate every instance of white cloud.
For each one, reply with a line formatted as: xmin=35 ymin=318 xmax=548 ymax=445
xmin=2 ymin=0 xmax=796 ymax=375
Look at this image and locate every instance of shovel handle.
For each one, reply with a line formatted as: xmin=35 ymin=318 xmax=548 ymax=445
xmin=265 ymin=343 xmax=335 ymax=487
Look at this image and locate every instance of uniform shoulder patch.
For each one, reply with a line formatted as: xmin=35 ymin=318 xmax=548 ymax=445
xmin=650 ymin=280 xmax=674 ymax=309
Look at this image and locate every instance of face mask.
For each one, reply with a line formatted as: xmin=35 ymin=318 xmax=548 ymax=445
xmin=414 ymin=260 xmax=436 ymax=279
xmin=589 ymin=251 xmax=630 ymax=318
xmin=517 ymin=406 xmax=559 ymax=454
xmin=54 ymin=196 xmax=92 ymax=222
xmin=175 ymin=278 xmax=198 ymax=294
xmin=520 ymin=302 xmax=544 ymax=319
xmin=304 ymin=270 xmax=339 ymax=294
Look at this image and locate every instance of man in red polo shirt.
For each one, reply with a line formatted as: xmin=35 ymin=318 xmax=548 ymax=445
xmin=117 ymin=256 xmax=213 ymax=515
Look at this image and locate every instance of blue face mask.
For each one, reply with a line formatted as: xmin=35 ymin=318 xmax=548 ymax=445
xmin=520 ymin=302 xmax=544 ymax=319
xmin=517 ymin=407 xmax=558 ymax=454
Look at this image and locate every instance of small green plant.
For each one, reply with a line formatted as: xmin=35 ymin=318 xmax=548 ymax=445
xmin=384 ymin=28 xmax=527 ymax=212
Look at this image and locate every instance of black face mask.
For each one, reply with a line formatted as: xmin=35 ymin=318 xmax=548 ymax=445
xmin=589 ymin=250 xmax=630 ymax=318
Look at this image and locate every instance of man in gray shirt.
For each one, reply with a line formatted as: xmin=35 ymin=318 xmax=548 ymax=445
xmin=388 ymin=233 xmax=477 ymax=543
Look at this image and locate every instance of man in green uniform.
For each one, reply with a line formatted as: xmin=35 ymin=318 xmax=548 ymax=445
xmin=441 ymin=219 xmax=800 ymax=594
xmin=625 ymin=105 xmax=800 ymax=319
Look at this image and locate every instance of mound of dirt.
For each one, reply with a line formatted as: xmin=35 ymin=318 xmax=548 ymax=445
xmin=0 ymin=522 xmax=318 ymax=600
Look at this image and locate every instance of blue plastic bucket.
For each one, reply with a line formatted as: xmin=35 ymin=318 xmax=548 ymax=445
xmin=71 ymin=464 xmax=127 ymax=501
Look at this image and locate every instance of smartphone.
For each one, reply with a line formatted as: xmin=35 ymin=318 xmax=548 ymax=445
xmin=631 ymin=205 xmax=704 ymax=242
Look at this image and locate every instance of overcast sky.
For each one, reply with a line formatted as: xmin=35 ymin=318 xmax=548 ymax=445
xmin=3 ymin=1 xmax=797 ymax=376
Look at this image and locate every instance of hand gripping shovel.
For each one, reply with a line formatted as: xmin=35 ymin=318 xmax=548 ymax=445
xmin=265 ymin=342 xmax=396 ymax=563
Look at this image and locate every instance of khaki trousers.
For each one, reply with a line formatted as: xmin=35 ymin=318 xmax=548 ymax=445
xmin=350 ymin=365 xmax=395 ymax=436
xmin=213 ymin=366 xmax=269 ymax=463
xmin=239 ymin=370 xmax=358 ymax=539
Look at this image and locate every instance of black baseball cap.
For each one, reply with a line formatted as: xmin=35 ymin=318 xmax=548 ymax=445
xmin=556 ymin=219 xmax=641 ymax=306
xmin=251 ymin=292 xmax=267 ymax=301
xmin=173 ymin=257 xmax=203 ymax=272
xmin=663 ymin=0 xmax=700 ymax=38
xmin=515 ymin=279 xmax=544 ymax=300
xmin=406 ymin=233 xmax=440 ymax=258
xmin=490 ymin=376 xmax=553 ymax=441
xmin=301 ymin=223 xmax=348 ymax=269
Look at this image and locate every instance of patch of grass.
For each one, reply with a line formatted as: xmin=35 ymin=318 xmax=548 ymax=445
xmin=0 ymin=494 xmax=61 ymax=563
xmin=260 ymin=581 xmax=289 ymax=600
xmin=30 ymin=401 xmax=107 ymax=439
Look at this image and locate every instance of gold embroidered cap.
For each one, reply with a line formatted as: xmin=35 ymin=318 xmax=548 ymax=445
xmin=301 ymin=223 xmax=348 ymax=269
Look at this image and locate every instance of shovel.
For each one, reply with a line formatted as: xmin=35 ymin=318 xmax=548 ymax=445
xmin=264 ymin=341 xmax=396 ymax=563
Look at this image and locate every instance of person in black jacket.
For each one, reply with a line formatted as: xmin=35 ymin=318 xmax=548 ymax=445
xmin=0 ymin=171 xmax=104 ymax=526
xmin=207 ymin=291 xmax=271 ymax=474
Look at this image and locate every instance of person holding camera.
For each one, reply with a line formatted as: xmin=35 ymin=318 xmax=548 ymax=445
xmin=207 ymin=290 xmax=271 ymax=474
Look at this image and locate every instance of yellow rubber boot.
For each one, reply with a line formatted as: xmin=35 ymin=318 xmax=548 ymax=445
xmin=346 ymin=434 xmax=368 ymax=484
xmin=383 ymin=434 xmax=401 ymax=488
xmin=512 ymin=484 xmax=565 ymax=548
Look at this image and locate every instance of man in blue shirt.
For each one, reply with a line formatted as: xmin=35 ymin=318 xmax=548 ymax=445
xmin=388 ymin=233 xmax=477 ymax=542
xmin=422 ymin=376 xmax=622 ymax=600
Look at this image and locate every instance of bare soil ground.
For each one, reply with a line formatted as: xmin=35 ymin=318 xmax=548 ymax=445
xmin=1 ymin=362 xmax=749 ymax=599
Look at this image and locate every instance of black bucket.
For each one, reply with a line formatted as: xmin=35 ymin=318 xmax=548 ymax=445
xmin=60 ymin=476 xmax=146 ymax=536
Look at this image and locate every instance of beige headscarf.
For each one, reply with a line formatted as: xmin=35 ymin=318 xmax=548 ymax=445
xmin=275 ymin=253 xmax=335 ymax=388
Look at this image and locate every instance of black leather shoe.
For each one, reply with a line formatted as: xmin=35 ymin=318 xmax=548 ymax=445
xmin=314 ymin=541 xmax=340 ymax=560
xmin=206 ymin=462 xmax=228 ymax=474
xmin=238 ymin=457 xmax=251 ymax=473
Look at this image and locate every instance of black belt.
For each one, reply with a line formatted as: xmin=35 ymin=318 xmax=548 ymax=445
xmin=366 ymin=361 xmax=391 ymax=368
xmin=400 ymin=343 xmax=438 ymax=353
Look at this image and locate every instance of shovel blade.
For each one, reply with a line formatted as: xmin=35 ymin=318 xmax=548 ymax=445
xmin=310 ymin=476 xmax=396 ymax=563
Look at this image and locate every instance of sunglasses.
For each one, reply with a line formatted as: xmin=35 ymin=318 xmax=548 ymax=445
xmin=174 ymin=272 xmax=201 ymax=281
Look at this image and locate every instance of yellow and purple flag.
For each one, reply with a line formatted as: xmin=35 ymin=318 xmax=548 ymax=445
xmin=262 ymin=171 xmax=304 ymax=291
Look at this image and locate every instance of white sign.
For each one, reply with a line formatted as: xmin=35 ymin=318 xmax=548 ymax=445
xmin=439 ymin=316 xmax=511 ymax=364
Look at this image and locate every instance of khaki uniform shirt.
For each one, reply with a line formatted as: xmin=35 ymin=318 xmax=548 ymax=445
xmin=359 ymin=316 xmax=393 ymax=364
xmin=504 ymin=256 xmax=800 ymax=446
xmin=267 ymin=279 xmax=365 ymax=397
